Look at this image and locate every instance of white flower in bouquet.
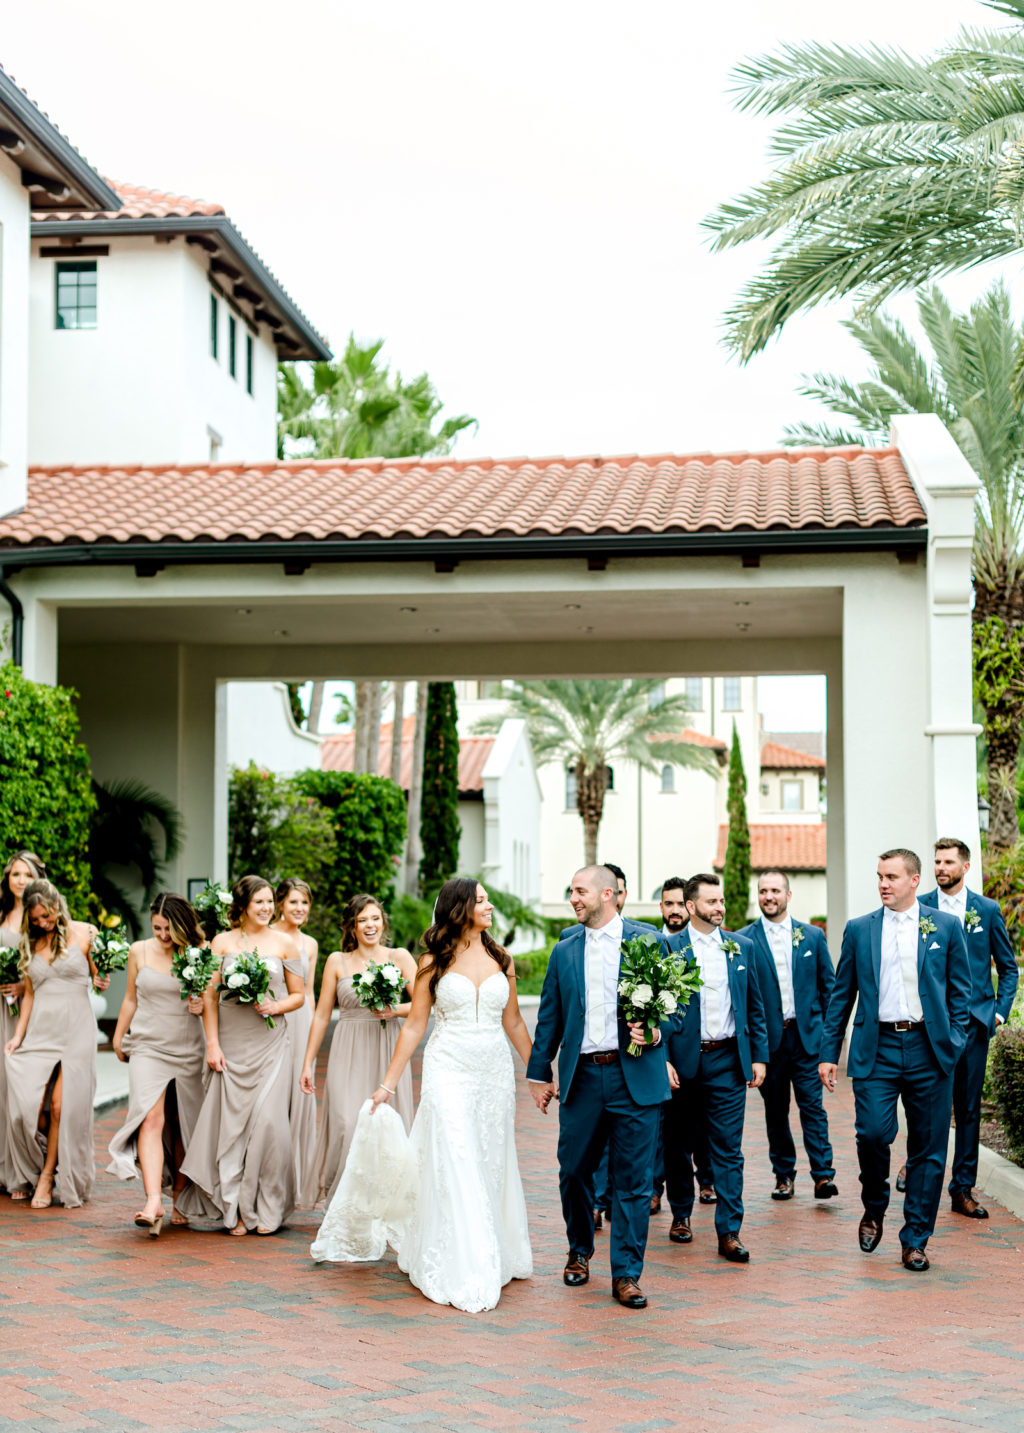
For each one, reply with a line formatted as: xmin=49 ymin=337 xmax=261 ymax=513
xmin=217 ymin=889 xmax=231 ymax=904
xmin=634 ymin=983 xmax=653 ymax=1004
xmin=264 ymin=959 xmax=279 ymax=976
xmin=181 ymin=964 xmax=196 ymax=981
xmin=618 ymin=932 xmax=703 ymax=1056
xmin=352 ymin=959 xmax=408 ymax=1026
xmin=661 ymin=992 xmax=678 ymax=1014
xmin=227 ymin=972 xmax=248 ymax=988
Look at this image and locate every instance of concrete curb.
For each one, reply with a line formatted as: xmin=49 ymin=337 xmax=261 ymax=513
xmin=972 ymin=1132 xmax=1024 ymax=1222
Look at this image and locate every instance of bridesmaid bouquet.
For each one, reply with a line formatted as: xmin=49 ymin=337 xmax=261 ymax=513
xmin=91 ymin=923 xmax=132 ymax=976
xmin=193 ymin=880 xmax=233 ymax=932
xmin=0 ymin=945 xmax=21 ymax=1016
xmin=220 ymin=949 xmax=276 ymax=1028
xmin=352 ymin=959 xmax=407 ymax=1026
xmin=618 ymin=932 xmax=702 ymax=1056
xmin=171 ymin=945 xmax=219 ymax=1001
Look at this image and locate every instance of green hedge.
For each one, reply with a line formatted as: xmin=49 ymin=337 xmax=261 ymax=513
xmin=989 ymin=1024 xmax=1024 ymax=1161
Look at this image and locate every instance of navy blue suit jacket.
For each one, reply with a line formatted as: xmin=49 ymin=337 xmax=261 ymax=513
xmin=527 ymin=918 xmax=675 ymax=1106
xmin=918 ymin=888 xmax=1018 ymax=1035
xmin=820 ymin=906 xmax=971 ymax=1078
xmin=664 ymin=928 xmax=769 ymax=1083
xmin=738 ymin=918 xmax=835 ymax=1058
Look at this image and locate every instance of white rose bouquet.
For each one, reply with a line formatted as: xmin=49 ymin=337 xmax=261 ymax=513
xmin=170 ymin=945 xmax=219 ymax=1001
xmin=90 ymin=921 xmax=132 ymax=976
xmin=351 ymin=959 xmax=407 ymax=1026
xmin=618 ymin=931 xmax=702 ymax=1056
xmin=219 ymin=948 xmax=276 ymax=1028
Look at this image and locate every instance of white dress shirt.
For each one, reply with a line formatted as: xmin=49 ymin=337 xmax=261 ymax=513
xmin=691 ymin=927 xmax=736 ymax=1040
xmin=878 ymin=902 xmax=923 ymax=1023
xmin=938 ymin=886 xmax=967 ymax=925
xmin=580 ymin=913 xmax=625 ymax=1054
xmin=761 ymin=914 xmax=796 ymax=1021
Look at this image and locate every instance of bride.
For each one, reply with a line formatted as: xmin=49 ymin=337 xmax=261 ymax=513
xmin=311 ymin=877 xmax=533 ymax=1312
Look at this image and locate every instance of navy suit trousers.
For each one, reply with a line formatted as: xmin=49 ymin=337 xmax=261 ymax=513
xmin=595 ymin=1106 xmax=710 ymax=1205
xmin=949 ymin=1018 xmax=990 ymax=1196
xmin=854 ymin=1025 xmax=953 ymax=1249
xmin=557 ymin=1059 xmax=660 ymax=1281
xmin=663 ymin=1041 xmax=747 ymax=1238
xmin=758 ymin=1023 xmax=835 ymax=1182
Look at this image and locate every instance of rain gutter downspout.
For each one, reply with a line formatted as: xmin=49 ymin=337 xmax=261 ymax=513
xmin=0 ymin=567 xmax=24 ymax=667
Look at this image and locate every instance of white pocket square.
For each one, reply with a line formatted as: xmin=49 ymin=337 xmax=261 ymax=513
xmin=929 ymin=941 xmax=940 ymax=949
xmin=801 ymin=951 xmax=812 ymax=957
xmin=737 ymin=965 xmax=745 ymax=971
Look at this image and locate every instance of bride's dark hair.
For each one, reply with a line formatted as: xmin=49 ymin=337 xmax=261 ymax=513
xmin=421 ymin=876 xmax=510 ymax=999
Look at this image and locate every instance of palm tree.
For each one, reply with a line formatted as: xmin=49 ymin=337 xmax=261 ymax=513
xmin=704 ymin=0 xmax=1024 ymax=359
xmin=89 ymin=779 xmax=184 ymax=933
xmin=783 ymin=280 xmax=1024 ymax=847
xmin=474 ymin=680 xmax=717 ymax=865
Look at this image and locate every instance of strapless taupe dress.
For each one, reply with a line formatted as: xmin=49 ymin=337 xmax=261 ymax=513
xmin=106 ymin=955 xmax=207 ymax=1185
xmin=286 ymin=936 xmax=317 ymax=1207
xmin=4 ymin=940 xmax=97 ymax=1206
xmin=307 ymin=960 xmax=413 ymax=1205
xmin=179 ymin=951 xmax=300 ymax=1230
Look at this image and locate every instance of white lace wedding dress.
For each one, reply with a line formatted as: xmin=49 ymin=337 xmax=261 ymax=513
xmin=311 ymin=970 xmax=533 ymax=1313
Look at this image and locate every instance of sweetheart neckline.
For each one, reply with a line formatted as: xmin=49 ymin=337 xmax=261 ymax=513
xmin=441 ymin=970 xmax=508 ymax=995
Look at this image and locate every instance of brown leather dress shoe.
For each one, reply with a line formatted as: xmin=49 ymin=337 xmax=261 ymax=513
xmin=814 ymin=1178 xmax=839 ymax=1199
xmin=612 ymin=1277 xmax=648 ymax=1308
xmin=669 ymin=1217 xmax=692 ymax=1244
xmin=717 ymin=1235 xmax=749 ymax=1263
xmin=699 ymin=1185 xmax=717 ymax=1204
xmin=649 ymin=1194 xmax=662 ymax=1215
xmin=593 ymin=1208 xmax=603 ymax=1231
xmin=902 ymin=1246 xmax=930 ymax=1271
xmin=895 ymin=1164 xmax=907 ymax=1192
xmin=858 ymin=1215 xmax=883 ymax=1253
xmin=771 ymin=1176 xmax=795 ymax=1201
xmin=563 ymin=1253 xmax=590 ymax=1286
xmin=951 ymin=1191 xmax=989 ymax=1219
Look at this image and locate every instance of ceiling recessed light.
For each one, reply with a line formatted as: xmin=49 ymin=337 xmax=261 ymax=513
xmin=736 ymin=622 xmax=751 ymax=632
xmin=578 ymin=625 xmax=594 ymax=633
xmin=425 ymin=627 xmax=441 ymax=634
xmin=734 ymin=600 xmax=750 ymax=607
xmin=564 ymin=603 xmax=581 ymax=610
xmin=236 ymin=608 xmax=253 ymax=616
xmin=272 ymin=629 xmax=289 ymax=638
xmin=399 ymin=606 xmax=418 ymax=613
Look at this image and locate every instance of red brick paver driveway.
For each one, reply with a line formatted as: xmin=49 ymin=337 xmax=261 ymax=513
xmin=3 ymin=1035 xmax=1023 ymax=1433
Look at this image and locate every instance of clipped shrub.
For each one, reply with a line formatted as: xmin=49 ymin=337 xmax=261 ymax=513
xmin=989 ymin=1024 xmax=1024 ymax=1161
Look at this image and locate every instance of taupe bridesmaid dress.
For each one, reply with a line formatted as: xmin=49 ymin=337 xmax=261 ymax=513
xmin=0 ymin=925 xmax=20 ymax=1191
xmin=308 ymin=953 xmax=413 ymax=1205
xmin=286 ymin=935 xmax=317 ymax=1207
xmin=179 ymin=950 xmax=298 ymax=1231
xmin=106 ymin=946 xmax=207 ymax=1185
xmin=4 ymin=940 xmax=97 ymax=1206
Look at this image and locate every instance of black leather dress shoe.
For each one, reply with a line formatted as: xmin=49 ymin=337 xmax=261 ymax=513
xmin=814 ymin=1178 xmax=839 ymax=1200
xmin=771 ymin=1176 xmax=795 ymax=1201
xmin=669 ymin=1217 xmax=692 ymax=1244
xmin=649 ymin=1194 xmax=662 ymax=1215
xmin=593 ymin=1208 xmax=603 ymax=1231
xmin=858 ymin=1216 xmax=883 ymax=1253
xmin=902 ymin=1246 xmax=930 ymax=1272
xmin=895 ymin=1165 xmax=907 ymax=1193
xmin=699 ymin=1186 xmax=717 ymax=1204
xmin=612 ymin=1277 xmax=648 ymax=1308
xmin=717 ymin=1235 xmax=750 ymax=1263
xmin=563 ymin=1253 xmax=590 ymax=1286
xmin=951 ymin=1191 xmax=989 ymax=1219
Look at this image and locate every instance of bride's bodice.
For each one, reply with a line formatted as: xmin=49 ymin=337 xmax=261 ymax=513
xmin=433 ymin=970 xmax=509 ymax=1032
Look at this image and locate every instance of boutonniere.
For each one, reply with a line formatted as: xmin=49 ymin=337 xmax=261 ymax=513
xmin=792 ymin=926 xmax=805 ymax=948
xmin=722 ymin=937 xmax=740 ymax=960
xmin=965 ymin=907 xmax=981 ymax=932
xmin=919 ymin=916 xmax=937 ymax=938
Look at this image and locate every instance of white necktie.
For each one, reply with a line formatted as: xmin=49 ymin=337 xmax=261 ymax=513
xmin=897 ymin=914 xmax=924 ymax=1021
xmin=700 ymin=936 xmax=721 ymax=1038
xmin=772 ymin=926 xmax=793 ymax=1009
xmin=586 ymin=932 xmax=607 ymax=1045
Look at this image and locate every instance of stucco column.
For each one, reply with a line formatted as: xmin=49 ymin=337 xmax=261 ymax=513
xmin=892 ymin=414 xmax=982 ymax=860
xmin=20 ymin=591 xmax=57 ymax=685
xmin=176 ymin=645 xmax=220 ymax=891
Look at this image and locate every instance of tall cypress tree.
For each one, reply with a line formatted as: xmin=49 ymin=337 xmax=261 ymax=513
xmin=723 ymin=722 xmax=752 ymax=930
xmin=418 ymin=681 xmax=462 ymax=897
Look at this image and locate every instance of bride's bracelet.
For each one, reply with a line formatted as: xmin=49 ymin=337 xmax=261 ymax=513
xmin=377 ymin=1083 xmax=396 ymax=1095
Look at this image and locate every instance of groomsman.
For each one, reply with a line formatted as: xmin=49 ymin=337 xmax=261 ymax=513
xmin=740 ymin=870 xmax=837 ymax=1201
xmin=529 ymin=866 xmax=675 ymax=1308
xmin=663 ymin=873 xmax=768 ymax=1262
xmin=916 ymin=837 xmax=1017 ymax=1219
xmin=820 ymin=849 xmax=970 ymax=1271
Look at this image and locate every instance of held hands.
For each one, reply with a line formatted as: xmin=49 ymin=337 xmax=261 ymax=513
xmin=818 ymin=1062 xmax=838 ymax=1093
xmin=748 ymin=1062 xmax=766 ymax=1089
xmin=530 ymin=1081 xmax=557 ymax=1115
xmin=206 ymin=1042 xmax=227 ymax=1073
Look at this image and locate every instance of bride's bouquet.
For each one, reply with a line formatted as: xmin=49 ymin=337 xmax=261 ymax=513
xmin=618 ymin=931 xmax=702 ymax=1056
xmin=170 ymin=945 xmax=219 ymax=1002
xmin=0 ymin=945 xmax=22 ymax=1016
xmin=90 ymin=921 xmax=132 ymax=977
xmin=219 ymin=949 xmax=277 ymax=1028
xmin=351 ymin=959 xmax=407 ymax=1026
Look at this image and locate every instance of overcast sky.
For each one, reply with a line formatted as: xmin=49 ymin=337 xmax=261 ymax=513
xmin=6 ymin=1 xmax=1008 ymax=729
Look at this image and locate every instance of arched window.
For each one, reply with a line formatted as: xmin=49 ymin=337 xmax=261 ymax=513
xmin=661 ymin=764 xmax=675 ymax=793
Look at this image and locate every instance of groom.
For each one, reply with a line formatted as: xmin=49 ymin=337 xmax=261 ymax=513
xmin=528 ymin=865 xmax=674 ymax=1309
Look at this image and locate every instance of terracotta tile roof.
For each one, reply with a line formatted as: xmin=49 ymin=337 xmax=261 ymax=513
xmin=763 ymin=731 xmax=825 ymax=760
xmin=320 ymin=719 xmax=494 ymax=794
xmin=34 ymin=180 xmax=225 ymax=222
xmin=760 ymin=741 xmax=826 ymax=771
xmin=667 ymin=728 xmax=727 ymax=751
xmin=1 ymin=448 xmax=925 ymax=550
xmin=714 ymin=823 xmax=827 ymax=873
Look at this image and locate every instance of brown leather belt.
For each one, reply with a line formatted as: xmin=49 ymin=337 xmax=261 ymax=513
xmin=700 ymin=1037 xmax=736 ymax=1052
xmin=881 ymin=1020 xmax=923 ymax=1032
xmin=583 ymin=1050 xmax=619 ymax=1065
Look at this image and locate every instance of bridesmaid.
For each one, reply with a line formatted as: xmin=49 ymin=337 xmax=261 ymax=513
xmin=0 ymin=851 xmax=48 ymax=1194
xmin=3 ymin=879 xmax=109 ymax=1208
xmin=270 ymin=878 xmax=318 ymax=1208
xmin=107 ymin=893 xmax=209 ymax=1235
xmin=180 ymin=874 xmax=305 ymax=1235
xmin=300 ymin=893 xmax=416 ymax=1204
